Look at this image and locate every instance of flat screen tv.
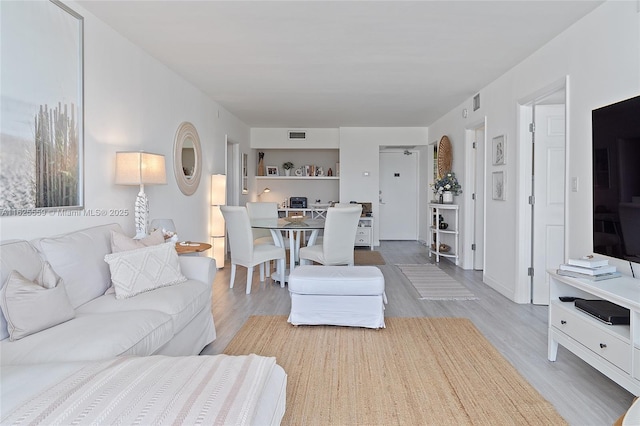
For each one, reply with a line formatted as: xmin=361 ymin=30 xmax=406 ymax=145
xmin=592 ymin=94 xmax=640 ymax=262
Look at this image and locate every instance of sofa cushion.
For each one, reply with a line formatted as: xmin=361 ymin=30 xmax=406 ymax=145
xmin=77 ymin=279 xmax=211 ymax=334
xmin=104 ymin=243 xmax=187 ymax=299
xmin=0 ymin=310 xmax=173 ymax=365
xmin=34 ymin=224 xmax=123 ymax=308
xmin=110 ymin=228 xmax=164 ymax=253
xmin=1 ymin=263 xmax=75 ymax=341
xmin=0 ymin=240 xmax=46 ymax=340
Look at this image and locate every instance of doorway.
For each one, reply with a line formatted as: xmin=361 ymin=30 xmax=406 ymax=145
xmin=379 ymin=149 xmax=418 ymax=240
xmin=465 ymin=121 xmax=486 ymax=270
xmin=519 ymin=81 xmax=567 ymax=305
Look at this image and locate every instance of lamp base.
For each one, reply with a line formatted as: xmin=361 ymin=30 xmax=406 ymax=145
xmin=134 ymin=190 xmax=149 ymax=239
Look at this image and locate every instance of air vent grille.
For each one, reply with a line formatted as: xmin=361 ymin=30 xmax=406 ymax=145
xmin=288 ymin=131 xmax=306 ymax=140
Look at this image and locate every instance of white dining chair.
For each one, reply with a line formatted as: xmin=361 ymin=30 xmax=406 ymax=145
xmin=246 ymin=202 xmax=279 ymax=245
xmin=299 ymin=205 xmax=362 ymax=266
xmin=221 ymin=206 xmax=286 ymax=294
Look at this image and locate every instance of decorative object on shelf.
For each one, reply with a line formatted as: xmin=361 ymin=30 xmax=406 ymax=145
xmin=282 ymin=161 xmax=294 ymax=176
xmin=492 ymin=171 xmax=506 ymax=200
xmin=316 ymin=166 xmax=324 ymax=176
xmin=439 ymin=221 xmax=448 ymax=230
xmin=431 ymin=171 xmax=462 ymax=202
xmin=327 ymin=168 xmax=333 ymax=176
xmin=257 ymin=152 xmax=265 ymax=176
xmin=294 ymin=167 xmax=303 ymax=176
xmin=436 ymin=136 xmax=452 ymax=178
xmin=492 ymin=134 xmax=506 ymax=165
xmin=115 ymin=151 xmax=167 ymax=239
xmin=266 ymin=165 xmax=279 ymax=176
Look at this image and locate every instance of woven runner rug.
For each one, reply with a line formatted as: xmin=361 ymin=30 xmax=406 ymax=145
xmin=396 ymin=263 xmax=478 ymax=300
xmin=223 ymin=316 xmax=566 ymax=425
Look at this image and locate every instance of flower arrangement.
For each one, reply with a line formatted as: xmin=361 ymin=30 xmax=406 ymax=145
xmin=282 ymin=161 xmax=294 ymax=170
xmin=432 ymin=172 xmax=462 ymax=195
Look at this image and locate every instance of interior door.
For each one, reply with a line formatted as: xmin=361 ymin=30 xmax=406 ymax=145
xmin=473 ymin=126 xmax=485 ymax=270
xmin=532 ymin=104 xmax=566 ymax=304
xmin=379 ymin=151 xmax=418 ymax=240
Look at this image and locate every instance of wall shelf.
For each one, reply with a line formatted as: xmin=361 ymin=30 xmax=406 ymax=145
xmin=428 ymin=203 xmax=459 ymax=265
xmin=256 ymin=176 xmax=339 ymax=180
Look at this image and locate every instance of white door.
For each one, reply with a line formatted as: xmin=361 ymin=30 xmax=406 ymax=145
xmin=473 ymin=126 xmax=485 ymax=270
xmin=532 ymin=104 xmax=566 ymax=304
xmin=379 ymin=151 xmax=418 ymax=240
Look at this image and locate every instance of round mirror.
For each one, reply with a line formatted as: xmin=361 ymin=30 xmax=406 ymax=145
xmin=173 ymin=121 xmax=202 ymax=195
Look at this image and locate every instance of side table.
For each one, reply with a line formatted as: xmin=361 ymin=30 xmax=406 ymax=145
xmin=175 ymin=242 xmax=212 ymax=255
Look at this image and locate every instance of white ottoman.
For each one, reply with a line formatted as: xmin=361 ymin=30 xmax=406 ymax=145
xmin=288 ymin=265 xmax=386 ymax=329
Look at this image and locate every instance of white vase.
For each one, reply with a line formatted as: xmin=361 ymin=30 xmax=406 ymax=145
xmin=442 ymin=191 xmax=454 ymax=204
xmin=285 ymin=169 xmax=291 ymax=176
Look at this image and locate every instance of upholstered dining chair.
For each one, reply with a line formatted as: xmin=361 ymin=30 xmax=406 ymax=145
xmin=246 ymin=202 xmax=279 ymax=245
xmin=221 ymin=206 xmax=286 ymax=294
xmin=299 ymin=205 xmax=362 ymax=266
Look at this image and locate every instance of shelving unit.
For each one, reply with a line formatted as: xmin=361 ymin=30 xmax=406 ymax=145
xmin=355 ymin=217 xmax=374 ymax=250
xmin=547 ymin=270 xmax=640 ymax=395
xmin=428 ymin=203 xmax=459 ymax=265
xmin=256 ymin=176 xmax=338 ymax=181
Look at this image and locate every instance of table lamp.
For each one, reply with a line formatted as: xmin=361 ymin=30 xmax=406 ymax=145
xmin=115 ymin=151 xmax=167 ymax=239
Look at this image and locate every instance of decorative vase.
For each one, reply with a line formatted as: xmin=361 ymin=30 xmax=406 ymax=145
xmin=442 ymin=191 xmax=454 ymax=204
xmin=285 ymin=169 xmax=291 ymax=176
xmin=257 ymin=152 xmax=265 ymax=176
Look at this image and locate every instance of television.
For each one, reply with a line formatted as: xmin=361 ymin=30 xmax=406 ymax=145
xmin=592 ymin=95 xmax=640 ymax=262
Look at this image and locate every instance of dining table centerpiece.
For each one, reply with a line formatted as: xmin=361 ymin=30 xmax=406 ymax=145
xmin=432 ymin=172 xmax=462 ymax=203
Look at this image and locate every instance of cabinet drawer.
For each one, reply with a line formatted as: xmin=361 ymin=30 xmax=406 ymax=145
xmin=355 ymin=228 xmax=371 ymax=245
xmin=551 ymin=304 xmax=631 ymax=373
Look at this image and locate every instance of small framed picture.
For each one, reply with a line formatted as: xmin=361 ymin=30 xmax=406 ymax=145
xmin=266 ymin=165 xmax=279 ymax=176
xmin=492 ymin=135 xmax=506 ymax=165
xmin=492 ymin=171 xmax=506 ymax=201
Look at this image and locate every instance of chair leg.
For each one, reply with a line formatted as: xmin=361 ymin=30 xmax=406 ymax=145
xmin=246 ymin=266 xmax=253 ymax=294
xmin=229 ymin=264 xmax=237 ymax=289
xmin=279 ymin=259 xmax=286 ymax=287
xmin=259 ymin=263 xmax=265 ymax=282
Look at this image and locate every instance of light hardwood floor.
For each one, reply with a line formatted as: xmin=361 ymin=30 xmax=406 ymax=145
xmin=201 ymin=241 xmax=635 ymax=425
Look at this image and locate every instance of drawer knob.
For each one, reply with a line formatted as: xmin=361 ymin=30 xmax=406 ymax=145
xmin=560 ymin=320 xmax=567 ymax=325
xmin=599 ymin=343 xmax=607 ymax=349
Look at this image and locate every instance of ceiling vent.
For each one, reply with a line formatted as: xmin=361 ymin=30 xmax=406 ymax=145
xmin=288 ymin=130 xmax=307 ymax=140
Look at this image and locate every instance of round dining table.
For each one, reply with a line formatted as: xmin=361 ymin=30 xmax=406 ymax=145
xmin=250 ymin=217 xmax=325 ymax=282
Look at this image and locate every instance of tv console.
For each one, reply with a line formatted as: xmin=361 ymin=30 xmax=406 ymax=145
xmin=548 ymin=270 xmax=640 ymax=395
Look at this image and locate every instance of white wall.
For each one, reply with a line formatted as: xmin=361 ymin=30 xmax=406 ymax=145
xmin=0 ymin=1 xmax=251 ymax=242
xmin=339 ymin=127 xmax=429 ymax=245
xmin=428 ymin=0 xmax=640 ymax=302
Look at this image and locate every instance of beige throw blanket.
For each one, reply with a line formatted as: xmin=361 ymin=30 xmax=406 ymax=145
xmin=1 ymin=354 xmax=276 ymax=425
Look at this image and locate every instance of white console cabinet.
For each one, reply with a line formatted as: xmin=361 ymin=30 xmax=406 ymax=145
xmin=548 ymin=270 xmax=640 ymax=395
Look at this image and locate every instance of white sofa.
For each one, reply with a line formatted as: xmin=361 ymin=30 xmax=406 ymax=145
xmin=0 ymin=223 xmax=216 ymax=364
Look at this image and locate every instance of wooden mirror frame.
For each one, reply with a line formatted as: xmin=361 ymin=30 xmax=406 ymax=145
xmin=437 ymin=135 xmax=452 ymax=178
xmin=173 ymin=121 xmax=202 ymax=195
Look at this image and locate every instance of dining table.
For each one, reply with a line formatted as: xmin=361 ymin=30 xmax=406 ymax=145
xmin=250 ymin=216 xmax=325 ymax=282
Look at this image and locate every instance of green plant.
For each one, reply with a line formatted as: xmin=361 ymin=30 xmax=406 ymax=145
xmin=282 ymin=161 xmax=294 ymax=170
xmin=431 ymin=172 xmax=462 ymax=195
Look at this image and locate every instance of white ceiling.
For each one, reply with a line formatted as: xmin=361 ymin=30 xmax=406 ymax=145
xmin=78 ymin=1 xmax=603 ymax=128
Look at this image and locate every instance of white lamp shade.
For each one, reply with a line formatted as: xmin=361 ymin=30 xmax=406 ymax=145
xmin=115 ymin=152 xmax=167 ymax=185
xmin=210 ymin=205 xmax=225 ymax=237
xmin=211 ymin=174 xmax=226 ymax=205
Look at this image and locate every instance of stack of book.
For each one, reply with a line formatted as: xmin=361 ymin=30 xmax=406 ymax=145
xmin=557 ymin=258 xmax=621 ymax=281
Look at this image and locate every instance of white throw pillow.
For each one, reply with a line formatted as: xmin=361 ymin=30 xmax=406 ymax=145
xmin=110 ymin=229 xmax=165 ymax=253
xmin=104 ymin=242 xmax=187 ymax=300
xmin=0 ymin=262 xmax=75 ymax=341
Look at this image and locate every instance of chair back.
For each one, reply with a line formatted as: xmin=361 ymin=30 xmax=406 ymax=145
xmin=321 ymin=205 xmax=362 ymax=264
xmin=220 ymin=206 xmax=255 ymax=264
xmin=246 ymin=202 xmax=278 ymax=241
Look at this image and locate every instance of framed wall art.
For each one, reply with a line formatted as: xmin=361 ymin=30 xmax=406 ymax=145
xmin=1 ymin=1 xmax=84 ymax=213
xmin=492 ymin=171 xmax=506 ymax=201
xmin=266 ymin=166 xmax=279 ymax=176
xmin=492 ymin=135 xmax=506 ymax=165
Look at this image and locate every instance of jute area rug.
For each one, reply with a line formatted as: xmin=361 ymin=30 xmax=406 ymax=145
xmin=223 ymin=316 xmax=566 ymax=425
xmin=397 ymin=263 xmax=478 ymax=300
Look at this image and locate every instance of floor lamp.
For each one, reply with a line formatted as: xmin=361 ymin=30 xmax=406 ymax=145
xmin=210 ymin=174 xmax=226 ymax=269
xmin=115 ymin=151 xmax=167 ymax=239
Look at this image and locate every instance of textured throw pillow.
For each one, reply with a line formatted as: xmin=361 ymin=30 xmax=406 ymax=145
xmin=110 ymin=229 xmax=165 ymax=253
xmin=0 ymin=262 xmax=75 ymax=341
xmin=104 ymin=242 xmax=187 ymax=300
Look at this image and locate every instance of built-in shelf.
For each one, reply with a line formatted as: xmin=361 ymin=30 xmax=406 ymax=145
xmin=256 ymin=176 xmax=339 ymax=180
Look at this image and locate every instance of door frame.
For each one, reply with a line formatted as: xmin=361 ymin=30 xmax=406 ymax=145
xmin=463 ymin=118 xmax=487 ymax=271
xmin=516 ymin=76 xmax=570 ymax=303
